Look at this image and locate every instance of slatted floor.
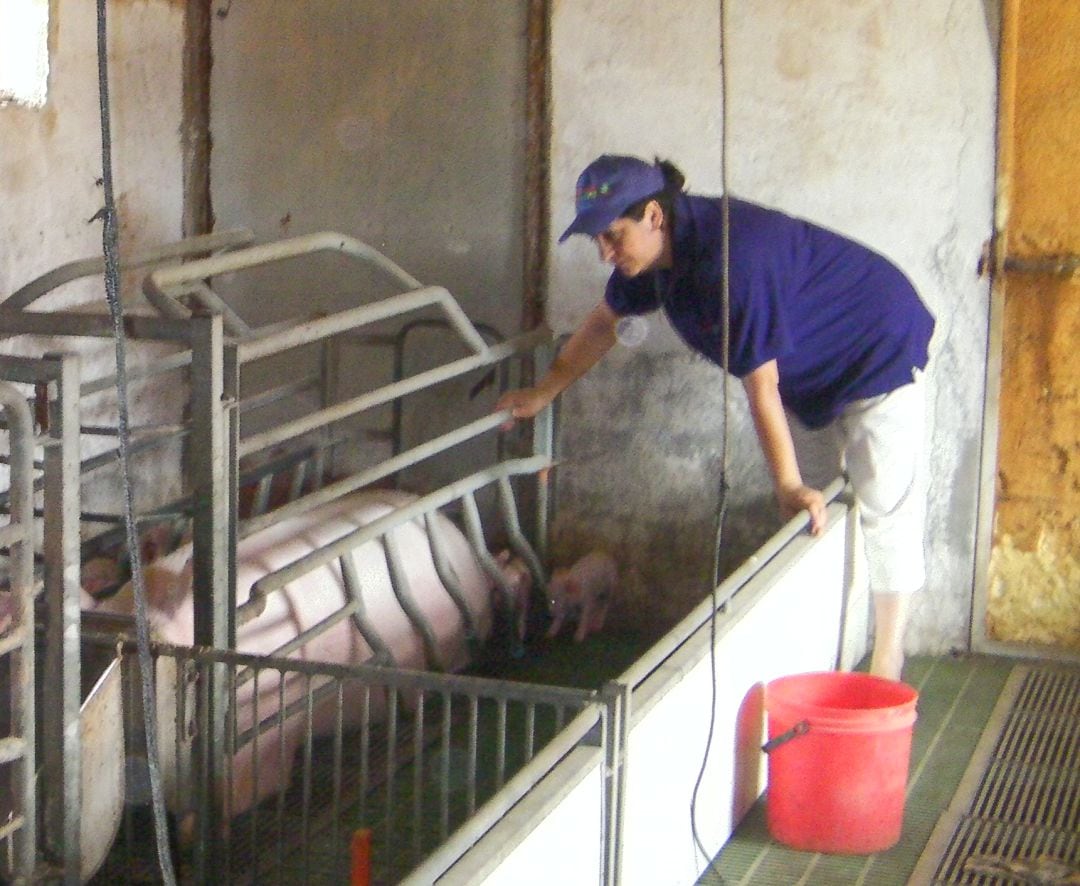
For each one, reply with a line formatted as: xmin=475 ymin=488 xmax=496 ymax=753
xmin=700 ymin=654 xmax=1030 ymax=886
xmin=911 ymin=663 xmax=1080 ymax=885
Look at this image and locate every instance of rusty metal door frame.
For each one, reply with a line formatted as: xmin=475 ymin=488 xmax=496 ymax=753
xmin=971 ymin=0 xmax=1080 ymax=663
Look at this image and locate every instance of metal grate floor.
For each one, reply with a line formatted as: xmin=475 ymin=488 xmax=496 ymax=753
xmin=911 ymin=664 xmax=1080 ymax=885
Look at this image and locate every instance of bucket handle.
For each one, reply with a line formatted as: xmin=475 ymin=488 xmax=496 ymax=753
xmin=762 ymin=719 xmax=810 ymax=753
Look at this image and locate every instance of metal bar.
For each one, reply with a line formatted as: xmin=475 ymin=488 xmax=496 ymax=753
xmin=3 ymin=229 xmax=253 ymax=312
xmin=387 ymin=317 xmax=509 ymax=461
xmin=237 ymin=372 xmax=320 ymax=416
xmin=187 ymin=280 xmax=251 ymax=337
xmin=331 ymin=682 xmax=345 ymax=876
xmin=0 ymin=310 xmax=194 ymax=342
xmin=495 ymin=700 xmax=507 ymax=790
xmin=252 ymin=475 xmax=272 ymax=517
xmin=525 ymin=703 xmax=536 ymax=763
xmin=84 ymin=636 xmax=595 ymax=707
xmin=275 ymin=675 xmax=287 ymax=885
xmin=440 ymin=693 xmax=452 ymax=842
xmin=423 ymin=512 xmax=481 ymax=646
xmin=0 ymin=816 xmax=26 ymax=844
xmin=461 ymin=492 xmax=524 ymax=658
xmin=400 ymin=703 xmax=605 ymax=886
xmin=41 ymin=353 xmax=81 ymax=883
xmin=467 ymin=698 xmax=479 ymax=816
xmin=240 ymin=411 xmax=526 ymax=537
xmin=224 ymin=341 xmax=241 ymax=638
xmin=80 ymin=348 xmax=192 ymax=397
xmin=0 ymin=521 xmax=29 ymax=548
xmin=238 ymin=285 xmax=486 ymax=362
xmin=249 ymin=667 xmax=262 ymax=860
xmin=413 ymin=692 xmax=426 ymax=863
xmin=496 ymin=475 xmax=546 ymax=591
xmin=240 ymin=457 xmax=551 ymax=619
xmin=237 ymin=327 xmax=548 ymax=460
xmin=609 ymin=681 xmax=632 ymax=885
xmin=531 ymin=341 xmax=557 ymax=564
xmin=383 ymin=531 xmax=444 ymax=670
xmin=339 ymin=553 xmax=396 ymax=664
xmin=145 ymin=231 xmax=423 ymax=300
xmin=386 ymin=689 xmax=399 ymax=860
xmin=301 ymin=676 xmax=314 ymax=885
xmin=360 ymin=685 xmax=371 ymax=825
xmin=0 ymin=381 xmax=37 ymax=879
xmin=189 ymin=314 xmax=230 ymax=875
xmin=1003 ymin=254 xmax=1080 ymax=276
xmin=222 ymin=663 xmax=237 ymax=881
xmin=194 ymin=655 xmax=212 ymax=884
xmin=239 ymin=596 xmax=360 ymax=667
xmin=600 ymin=686 xmax=615 ymax=886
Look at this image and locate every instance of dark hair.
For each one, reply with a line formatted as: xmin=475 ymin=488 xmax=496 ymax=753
xmin=620 ymin=158 xmax=686 ymax=225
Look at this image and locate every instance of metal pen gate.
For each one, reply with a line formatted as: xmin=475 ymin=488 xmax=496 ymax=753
xmin=80 ymin=638 xmax=626 ymax=885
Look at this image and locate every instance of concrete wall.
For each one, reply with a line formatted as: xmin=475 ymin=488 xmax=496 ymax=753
xmin=208 ymin=1 xmax=530 ymax=489
xmin=0 ymin=0 xmax=187 ymax=518
xmin=209 ymin=1 xmax=527 ymax=334
xmin=548 ymin=1 xmax=999 ymax=652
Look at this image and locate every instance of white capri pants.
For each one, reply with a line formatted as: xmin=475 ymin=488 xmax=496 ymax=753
xmin=787 ymin=373 xmax=928 ymax=596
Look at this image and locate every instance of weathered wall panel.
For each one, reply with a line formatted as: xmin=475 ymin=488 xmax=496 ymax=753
xmin=549 ymin=0 xmax=998 ymax=649
xmin=988 ymin=0 xmax=1080 ymax=651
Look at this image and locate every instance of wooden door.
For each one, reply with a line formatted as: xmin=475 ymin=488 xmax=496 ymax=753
xmin=981 ymin=0 xmax=1080 ymax=654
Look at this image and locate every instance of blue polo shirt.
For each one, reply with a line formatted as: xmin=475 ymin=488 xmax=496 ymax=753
xmin=605 ymin=194 xmax=935 ymax=429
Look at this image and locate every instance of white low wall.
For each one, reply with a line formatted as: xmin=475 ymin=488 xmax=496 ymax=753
xmin=443 ymin=498 xmax=868 ymax=885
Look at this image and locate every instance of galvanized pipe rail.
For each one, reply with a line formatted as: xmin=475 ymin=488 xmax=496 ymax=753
xmin=2 ymin=229 xmax=253 ymax=315
xmin=78 ymin=637 xmax=615 ymax=885
xmin=0 ymin=382 xmax=38 ymax=881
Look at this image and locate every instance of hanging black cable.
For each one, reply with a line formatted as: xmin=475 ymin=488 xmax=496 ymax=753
xmin=688 ymin=0 xmax=733 ymax=880
xmin=95 ymin=1 xmax=177 ymax=882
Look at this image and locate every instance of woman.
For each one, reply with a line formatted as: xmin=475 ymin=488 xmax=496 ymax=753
xmin=498 ymin=154 xmax=934 ymax=680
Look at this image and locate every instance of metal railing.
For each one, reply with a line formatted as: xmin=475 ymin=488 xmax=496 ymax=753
xmin=0 ymin=382 xmax=38 ymax=883
xmin=80 ymin=639 xmax=623 ymax=886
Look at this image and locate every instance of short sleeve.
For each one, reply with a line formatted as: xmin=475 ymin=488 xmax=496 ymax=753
xmin=726 ymin=257 xmax=792 ymax=377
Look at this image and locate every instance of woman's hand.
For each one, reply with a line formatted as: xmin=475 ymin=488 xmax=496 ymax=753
xmin=494 ymin=301 xmax=620 ymax=430
xmin=776 ymin=483 xmax=827 ymax=535
xmin=495 ymin=387 xmax=553 ymax=429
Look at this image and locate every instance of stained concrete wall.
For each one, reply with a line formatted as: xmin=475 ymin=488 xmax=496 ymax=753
xmin=0 ymin=0 xmax=187 ymax=518
xmin=208 ymin=2 xmax=527 ymax=333
xmin=548 ymin=1 xmax=998 ymax=652
xmin=988 ymin=0 xmax=1080 ymax=651
xmin=208 ymin=1 xmax=529 ymax=489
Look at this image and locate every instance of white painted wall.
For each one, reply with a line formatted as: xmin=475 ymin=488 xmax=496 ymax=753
xmin=548 ymin=1 xmax=998 ymax=654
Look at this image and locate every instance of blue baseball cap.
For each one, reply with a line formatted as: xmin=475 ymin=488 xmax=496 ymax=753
xmin=558 ymin=154 xmax=666 ymax=243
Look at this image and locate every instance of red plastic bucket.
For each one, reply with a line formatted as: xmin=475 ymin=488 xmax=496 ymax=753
xmin=763 ymin=671 xmax=918 ymax=854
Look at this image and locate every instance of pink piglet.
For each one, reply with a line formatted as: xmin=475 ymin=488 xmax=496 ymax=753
xmin=546 ymin=550 xmax=617 ymax=643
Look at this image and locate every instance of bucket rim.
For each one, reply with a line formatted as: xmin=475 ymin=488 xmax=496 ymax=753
xmin=765 ymin=670 xmax=919 ymax=719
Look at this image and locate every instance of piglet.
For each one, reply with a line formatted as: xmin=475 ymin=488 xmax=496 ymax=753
xmin=493 ymin=550 xmax=533 ymax=654
xmin=546 ymin=550 xmax=617 ymax=643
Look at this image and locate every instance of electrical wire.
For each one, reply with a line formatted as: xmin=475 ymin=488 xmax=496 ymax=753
xmin=688 ymin=0 xmax=733 ymax=881
xmin=95 ymin=1 xmax=177 ymax=882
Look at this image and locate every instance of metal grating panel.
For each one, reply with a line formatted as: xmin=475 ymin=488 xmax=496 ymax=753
xmin=916 ymin=666 xmax=1080 ymax=885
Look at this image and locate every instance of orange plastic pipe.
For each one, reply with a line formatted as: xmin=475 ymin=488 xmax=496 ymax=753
xmin=351 ymin=828 xmax=372 ymax=886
